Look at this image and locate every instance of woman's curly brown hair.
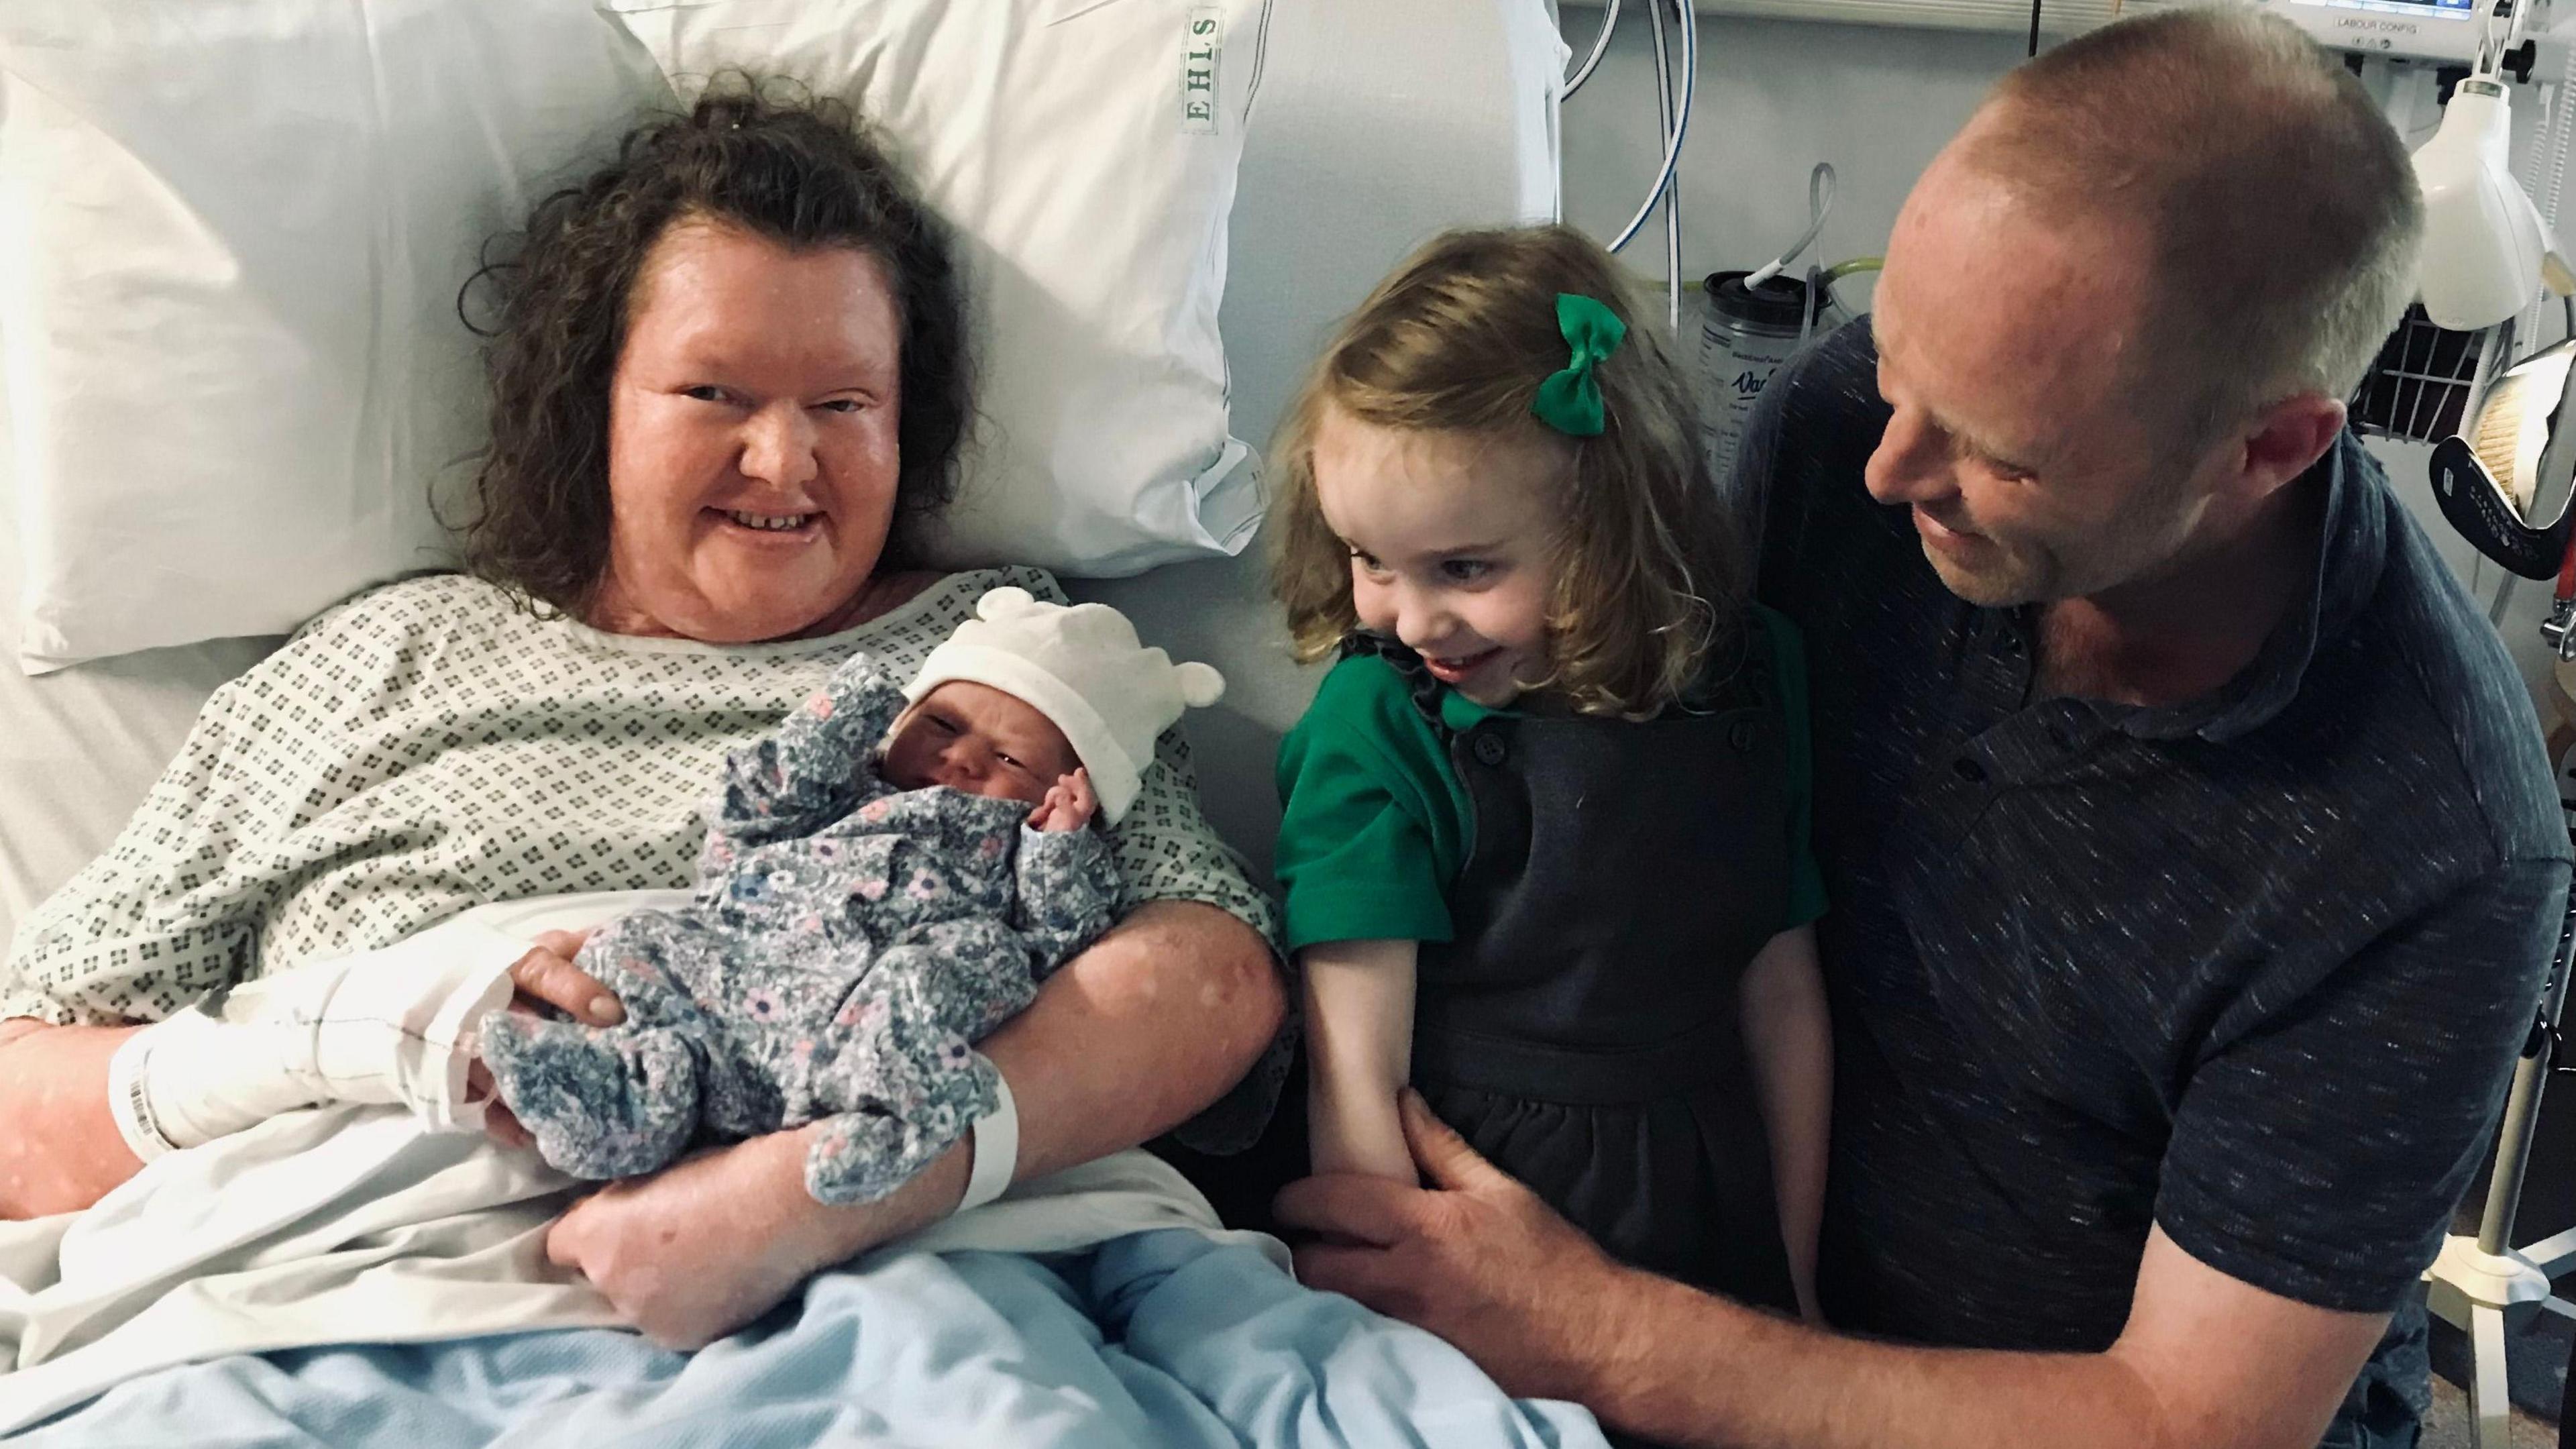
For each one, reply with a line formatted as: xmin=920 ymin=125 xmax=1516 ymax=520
xmin=457 ymin=78 xmax=969 ymax=617
xmin=1270 ymin=225 xmax=1746 ymax=718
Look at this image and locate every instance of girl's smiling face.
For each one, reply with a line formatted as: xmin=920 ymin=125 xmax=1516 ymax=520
xmin=1310 ymin=402 xmax=1566 ymax=708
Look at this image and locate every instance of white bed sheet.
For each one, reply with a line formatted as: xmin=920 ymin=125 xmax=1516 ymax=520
xmin=0 ymin=0 xmax=1564 ymax=957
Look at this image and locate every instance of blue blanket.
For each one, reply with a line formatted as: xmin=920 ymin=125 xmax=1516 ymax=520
xmin=12 ymin=1230 xmax=1605 ymax=1448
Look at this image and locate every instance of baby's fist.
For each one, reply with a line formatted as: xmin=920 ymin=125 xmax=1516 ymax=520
xmin=1032 ymin=767 xmax=1098 ymax=833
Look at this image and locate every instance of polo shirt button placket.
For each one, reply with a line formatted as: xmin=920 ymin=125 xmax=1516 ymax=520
xmin=1992 ymin=621 xmax=2037 ymax=700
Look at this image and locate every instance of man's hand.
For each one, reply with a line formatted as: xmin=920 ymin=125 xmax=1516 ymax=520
xmin=1289 ymin=1091 xmax=2387 ymax=1449
xmin=543 ymin=1122 xmax=968 ymax=1350
xmin=1275 ymin=1087 xmax=1638 ymax=1404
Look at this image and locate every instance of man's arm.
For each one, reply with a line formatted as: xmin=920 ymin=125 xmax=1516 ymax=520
xmin=1282 ymin=1092 xmax=2384 ymax=1449
xmin=544 ymin=900 xmax=1283 ymax=1347
xmin=1585 ymin=1226 xmax=2382 ymax=1448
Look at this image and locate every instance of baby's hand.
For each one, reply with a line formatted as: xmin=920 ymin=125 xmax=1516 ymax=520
xmin=1032 ymin=767 xmax=1097 ymax=833
xmin=464 ymin=1056 xmax=533 ymax=1149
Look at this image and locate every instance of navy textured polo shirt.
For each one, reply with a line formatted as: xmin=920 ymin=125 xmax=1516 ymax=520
xmin=1737 ymin=321 xmax=2568 ymax=1371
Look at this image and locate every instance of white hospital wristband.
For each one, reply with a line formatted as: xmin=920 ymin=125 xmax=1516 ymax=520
xmin=106 ymin=1026 xmax=179 ymax=1164
xmin=959 ymin=1065 xmax=1018 ymax=1212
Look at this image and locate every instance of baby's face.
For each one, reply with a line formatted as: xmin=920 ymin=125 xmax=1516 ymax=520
xmin=881 ymin=680 xmax=1079 ymax=808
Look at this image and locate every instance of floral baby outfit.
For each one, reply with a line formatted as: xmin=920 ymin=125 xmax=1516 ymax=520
xmin=481 ymin=653 xmax=1121 ymax=1204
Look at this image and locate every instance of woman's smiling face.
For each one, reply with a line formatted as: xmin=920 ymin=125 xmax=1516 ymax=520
xmin=588 ymin=217 xmax=905 ymax=643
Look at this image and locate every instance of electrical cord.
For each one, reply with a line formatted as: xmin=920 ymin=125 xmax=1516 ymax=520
xmin=1649 ymin=0 xmax=1684 ymax=331
xmin=1666 ymin=133 xmax=1684 ymax=333
xmin=1607 ymin=0 xmax=1697 ymax=255
xmin=1562 ymin=0 xmax=1623 ymax=99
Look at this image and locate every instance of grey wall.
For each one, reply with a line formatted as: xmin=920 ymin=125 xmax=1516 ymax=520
xmin=1559 ymin=5 xmax=2574 ymax=733
xmin=1562 ymin=12 xmax=2017 ymax=292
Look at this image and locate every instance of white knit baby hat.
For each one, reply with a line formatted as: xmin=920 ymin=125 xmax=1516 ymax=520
xmin=904 ymin=587 xmax=1226 ymax=826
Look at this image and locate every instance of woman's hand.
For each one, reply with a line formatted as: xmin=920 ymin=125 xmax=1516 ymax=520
xmin=469 ymin=928 xmax=617 ymax=1148
xmin=507 ymin=928 xmax=617 ymax=1021
xmin=544 ymin=1121 xmax=970 ymax=1348
xmin=544 ymin=900 xmax=1273 ymax=1348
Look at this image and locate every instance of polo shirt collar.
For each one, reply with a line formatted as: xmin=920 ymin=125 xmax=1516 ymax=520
xmin=2099 ymin=430 xmax=2390 ymax=744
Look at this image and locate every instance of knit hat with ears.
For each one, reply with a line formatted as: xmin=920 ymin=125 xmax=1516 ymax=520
xmin=904 ymin=587 xmax=1226 ymax=826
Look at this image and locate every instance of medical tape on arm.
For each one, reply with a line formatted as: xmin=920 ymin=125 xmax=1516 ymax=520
xmin=103 ymin=918 xmax=529 ymax=1155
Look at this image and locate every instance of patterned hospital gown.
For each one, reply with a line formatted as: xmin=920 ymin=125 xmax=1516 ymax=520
xmin=482 ymin=656 xmax=1122 ymax=1203
xmin=2 ymin=568 xmax=1287 ymax=1155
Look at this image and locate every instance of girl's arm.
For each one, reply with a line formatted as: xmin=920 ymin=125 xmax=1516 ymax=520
xmin=1303 ymin=937 xmax=1420 ymax=1182
xmin=1740 ymin=922 xmax=1831 ymax=1322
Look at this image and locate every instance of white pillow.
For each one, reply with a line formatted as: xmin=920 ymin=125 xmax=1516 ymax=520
xmin=603 ymin=0 xmax=1267 ymax=580
xmin=0 ymin=1 xmax=672 ymax=672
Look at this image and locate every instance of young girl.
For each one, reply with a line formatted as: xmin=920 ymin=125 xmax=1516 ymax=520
xmin=1269 ymin=225 xmax=1833 ymax=1320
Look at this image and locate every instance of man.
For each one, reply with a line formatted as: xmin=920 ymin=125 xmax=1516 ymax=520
xmin=1280 ymin=11 xmax=2572 ymax=1448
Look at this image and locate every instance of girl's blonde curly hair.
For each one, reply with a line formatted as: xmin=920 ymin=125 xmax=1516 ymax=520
xmin=1269 ymin=225 xmax=1746 ymax=718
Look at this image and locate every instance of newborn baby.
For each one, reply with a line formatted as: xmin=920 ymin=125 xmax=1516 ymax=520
xmin=478 ymin=587 xmax=1225 ymax=1205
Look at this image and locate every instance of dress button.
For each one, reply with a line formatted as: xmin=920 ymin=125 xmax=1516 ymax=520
xmin=1471 ymin=732 xmax=1508 ymax=767
xmin=1952 ymin=757 xmax=1987 ymax=783
xmin=1729 ymin=720 xmax=1758 ymax=751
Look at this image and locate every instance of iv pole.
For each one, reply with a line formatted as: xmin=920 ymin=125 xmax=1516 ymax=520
xmin=2424 ymin=893 xmax=2576 ymax=1449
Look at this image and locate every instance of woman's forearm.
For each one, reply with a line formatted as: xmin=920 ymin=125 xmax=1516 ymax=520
xmin=781 ymin=898 xmax=1285 ymax=1267
xmin=985 ymin=899 xmax=1283 ymax=1182
xmin=0 ymin=1020 xmax=145 ymax=1218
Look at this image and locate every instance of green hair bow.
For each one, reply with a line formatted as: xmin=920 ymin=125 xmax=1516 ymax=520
xmin=1529 ymin=292 xmax=1627 ymax=438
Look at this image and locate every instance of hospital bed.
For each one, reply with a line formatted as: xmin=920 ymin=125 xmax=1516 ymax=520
xmin=0 ymin=2 xmax=1595 ymax=1441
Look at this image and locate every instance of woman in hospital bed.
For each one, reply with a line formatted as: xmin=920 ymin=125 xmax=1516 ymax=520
xmin=0 ymin=85 xmax=1285 ymax=1348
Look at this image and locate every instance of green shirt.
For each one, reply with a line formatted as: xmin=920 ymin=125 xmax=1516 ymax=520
xmin=1275 ymin=606 xmax=1829 ymax=952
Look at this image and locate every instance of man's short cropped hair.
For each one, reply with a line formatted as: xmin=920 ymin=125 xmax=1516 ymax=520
xmin=1966 ymin=7 xmax=2423 ymax=444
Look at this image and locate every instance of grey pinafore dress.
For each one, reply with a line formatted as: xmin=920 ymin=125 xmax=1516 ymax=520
xmin=1357 ymin=633 xmax=1801 ymax=1313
